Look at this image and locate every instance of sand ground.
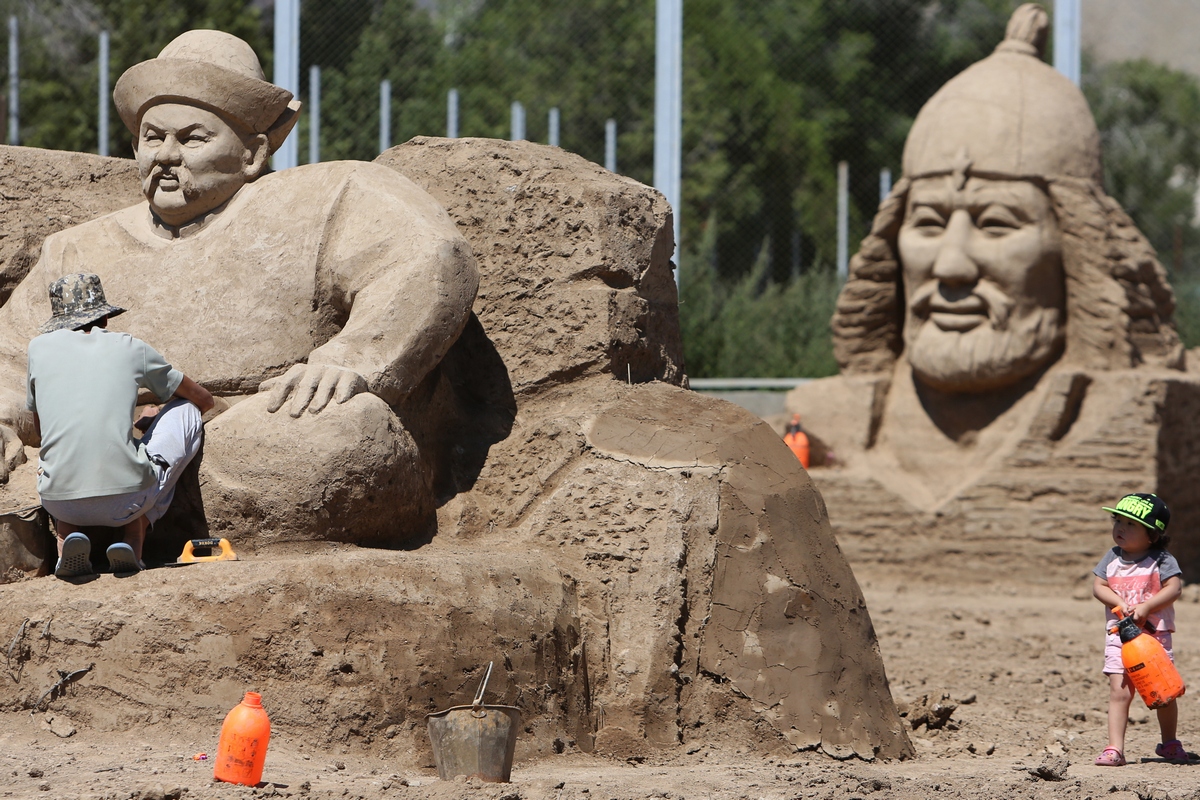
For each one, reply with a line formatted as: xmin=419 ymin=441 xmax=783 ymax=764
xmin=3 ymin=559 xmax=1200 ymax=800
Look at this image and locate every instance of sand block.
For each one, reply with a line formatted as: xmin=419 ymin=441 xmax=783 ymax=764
xmin=0 ymin=548 xmax=588 ymax=764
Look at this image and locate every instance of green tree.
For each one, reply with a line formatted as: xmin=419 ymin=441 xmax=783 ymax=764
xmin=1085 ymin=58 xmax=1200 ymax=278
xmin=308 ymin=0 xmax=440 ymax=162
xmin=0 ymin=0 xmax=265 ymax=155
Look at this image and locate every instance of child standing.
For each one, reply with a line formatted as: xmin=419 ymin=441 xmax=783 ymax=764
xmin=1092 ymin=493 xmax=1187 ymax=766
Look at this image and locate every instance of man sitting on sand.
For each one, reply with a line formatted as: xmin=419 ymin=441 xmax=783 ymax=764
xmin=27 ymin=273 xmax=213 ymax=579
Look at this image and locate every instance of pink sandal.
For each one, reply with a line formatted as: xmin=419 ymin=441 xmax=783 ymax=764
xmin=1094 ymin=747 xmax=1125 ymax=766
xmin=1156 ymin=739 xmax=1189 ymax=763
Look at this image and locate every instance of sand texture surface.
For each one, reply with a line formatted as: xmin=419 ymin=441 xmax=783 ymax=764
xmin=4 ymin=557 xmax=1200 ymax=800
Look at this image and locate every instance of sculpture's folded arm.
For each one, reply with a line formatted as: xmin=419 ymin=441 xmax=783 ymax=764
xmin=305 ymin=164 xmax=479 ymax=405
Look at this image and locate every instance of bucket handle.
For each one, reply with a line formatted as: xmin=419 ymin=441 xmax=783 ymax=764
xmin=471 ymin=661 xmax=493 ymax=718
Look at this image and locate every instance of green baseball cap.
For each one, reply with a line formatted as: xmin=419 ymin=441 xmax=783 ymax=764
xmin=1103 ymin=492 xmax=1170 ymax=533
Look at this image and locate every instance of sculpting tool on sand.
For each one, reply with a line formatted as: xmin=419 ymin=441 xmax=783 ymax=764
xmin=177 ymin=537 xmax=238 ymax=563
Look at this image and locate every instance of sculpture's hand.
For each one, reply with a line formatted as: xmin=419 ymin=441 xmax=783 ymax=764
xmin=0 ymin=424 xmax=27 ymax=483
xmin=263 ymin=364 xmax=368 ymax=418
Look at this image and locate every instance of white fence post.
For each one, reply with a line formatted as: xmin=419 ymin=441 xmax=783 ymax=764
xmin=271 ymin=0 xmax=300 ymax=170
xmin=654 ymin=0 xmax=683 ymax=281
xmin=309 ymin=65 xmax=320 ymax=164
xmin=1053 ymin=0 xmax=1081 ymax=85
xmin=605 ymin=118 xmax=617 ymax=173
xmin=510 ymin=101 xmax=525 ymax=141
xmin=447 ymin=88 xmax=459 ymax=138
xmin=8 ymin=16 xmax=17 ymax=146
xmin=379 ymin=80 xmax=391 ymax=153
xmin=837 ymin=161 xmax=849 ymax=281
xmin=98 ymin=31 xmax=109 ymax=156
xmin=548 ymin=107 xmax=560 ymax=147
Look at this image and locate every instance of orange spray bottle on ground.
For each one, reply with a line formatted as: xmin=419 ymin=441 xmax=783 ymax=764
xmin=783 ymin=414 xmax=810 ymax=469
xmin=1113 ymin=607 xmax=1186 ymax=709
xmin=214 ymin=691 xmax=271 ymax=786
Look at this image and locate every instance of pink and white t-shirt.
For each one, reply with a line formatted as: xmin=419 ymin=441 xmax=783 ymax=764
xmin=1094 ymin=547 xmax=1182 ymax=633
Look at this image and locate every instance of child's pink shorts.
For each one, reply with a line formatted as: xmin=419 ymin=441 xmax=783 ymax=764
xmin=1104 ymin=630 xmax=1173 ymax=675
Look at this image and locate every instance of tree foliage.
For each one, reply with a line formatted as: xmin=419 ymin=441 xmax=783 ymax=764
xmin=0 ymin=0 xmax=264 ymax=154
xmin=1085 ymin=58 xmax=1200 ymax=278
xmin=3 ymin=0 xmax=1200 ymax=365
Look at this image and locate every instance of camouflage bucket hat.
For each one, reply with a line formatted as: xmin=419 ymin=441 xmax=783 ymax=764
xmin=40 ymin=273 xmax=126 ymax=334
xmin=1102 ymin=492 xmax=1171 ymax=534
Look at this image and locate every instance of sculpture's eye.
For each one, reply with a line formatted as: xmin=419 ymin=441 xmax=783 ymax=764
xmin=909 ymin=206 xmax=947 ymax=233
xmin=977 ymin=205 xmax=1021 ymax=236
xmin=141 ymin=130 xmax=164 ymax=145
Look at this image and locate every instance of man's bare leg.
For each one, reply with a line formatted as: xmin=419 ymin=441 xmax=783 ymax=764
xmin=54 ymin=517 xmax=83 ymax=556
xmin=120 ymin=514 xmax=149 ymax=562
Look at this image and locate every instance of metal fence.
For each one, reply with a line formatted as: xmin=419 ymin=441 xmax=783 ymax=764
xmin=0 ymin=1 xmax=1032 ymax=275
xmin=0 ymin=1 xmax=1198 ymax=375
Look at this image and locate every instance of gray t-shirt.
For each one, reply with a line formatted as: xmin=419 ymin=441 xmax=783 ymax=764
xmin=26 ymin=328 xmax=183 ymax=501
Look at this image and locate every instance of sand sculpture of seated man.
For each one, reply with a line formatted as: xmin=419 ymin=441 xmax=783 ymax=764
xmin=789 ymin=4 xmax=1190 ymax=572
xmin=0 ymin=30 xmax=477 ymax=548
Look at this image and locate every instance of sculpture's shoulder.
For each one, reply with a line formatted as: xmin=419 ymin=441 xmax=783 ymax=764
xmin=38 ymin=203 xmax=149 ymax=268
xmin=255 ymin=160 xmax=457 ymax=226
xmin=42 ymin=202 xmax=145 ymax=246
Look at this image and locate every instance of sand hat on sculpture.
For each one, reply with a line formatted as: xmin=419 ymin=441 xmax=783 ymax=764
xmin=901 ymin=3 xmax=1102 ymax=186
xmin=113 ymin=30 xmax=301 ymax=154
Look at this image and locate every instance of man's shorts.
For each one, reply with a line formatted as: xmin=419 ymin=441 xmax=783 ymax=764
xmin=1104 ymin=629 xmax=1174 ymax=675
xmin=41 ymin=399 xmax=202 ymax=528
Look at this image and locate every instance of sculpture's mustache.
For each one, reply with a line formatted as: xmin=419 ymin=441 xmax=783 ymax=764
xmin=145 ymin=163 xmax=192 ymax=193
xmin=910 ymin=279 xmax=1014 ymax=331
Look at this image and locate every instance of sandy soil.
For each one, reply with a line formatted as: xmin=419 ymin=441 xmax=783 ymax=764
xmin=4 ymin=558 xmax=1200 ymax=800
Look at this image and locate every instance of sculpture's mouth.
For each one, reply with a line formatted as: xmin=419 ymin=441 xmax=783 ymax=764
xmin=150 ymin=166 xmax=182 ymax=192
xmin=929 ymin=312 xmax=985 ymax=332
xmin=921 ymin=295 xmax=988 ymax=332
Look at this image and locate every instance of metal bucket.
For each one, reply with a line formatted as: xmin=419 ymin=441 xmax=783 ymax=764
xmin=426 ymin=663 xmax=521 ymax=783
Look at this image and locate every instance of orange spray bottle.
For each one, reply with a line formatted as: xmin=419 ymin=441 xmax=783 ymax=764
xmin=214 ymin=691 xmax=271 ymax=786
xmin=1113 ymin=607 xmax=1186 ymax=709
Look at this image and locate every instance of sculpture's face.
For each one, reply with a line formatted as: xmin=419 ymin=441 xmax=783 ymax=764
xmin=898 ymin=176 xmax=1065 ymax=393
xmin=135 ymin=103 xmax=263 ymax=226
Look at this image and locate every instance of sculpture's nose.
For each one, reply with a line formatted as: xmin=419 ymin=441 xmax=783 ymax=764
xmin=931 ymin=209 xmax=978 ymax=287
xmin=155 ymin=135 xmax=183 ymax=165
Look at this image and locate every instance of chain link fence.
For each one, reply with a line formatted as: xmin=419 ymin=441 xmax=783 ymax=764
xmin=0 ymin=0 xmax=1197 ymax=376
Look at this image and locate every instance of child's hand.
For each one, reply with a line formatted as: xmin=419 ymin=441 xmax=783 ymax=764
xmin=1131 ymin=602 xmax=1152 ymax=625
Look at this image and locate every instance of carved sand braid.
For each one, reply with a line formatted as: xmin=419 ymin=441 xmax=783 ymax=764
xmin=831 ymin=178 xmax=908 ymax=375
xmin=1049 ymin=177 xmax=1182 ymax=370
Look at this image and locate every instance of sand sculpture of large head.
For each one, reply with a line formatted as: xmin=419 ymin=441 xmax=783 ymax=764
xmin=112 ymin=30 xmax=301 ymax=227
xmin=832 ymin=3 xmax=1182 ymax=392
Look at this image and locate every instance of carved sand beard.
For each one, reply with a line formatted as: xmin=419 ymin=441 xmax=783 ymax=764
xmin=905 ymin=292 xmax=1064 ymax=393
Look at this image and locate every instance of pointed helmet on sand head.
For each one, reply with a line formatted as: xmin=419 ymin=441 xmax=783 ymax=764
xmin=902 ymin=3 xmax=1102 ymax=185
xmin=113 ymin=30 xmax=301 ymax=154
xmin=832 ymin=2 xmax=1182 ymax=378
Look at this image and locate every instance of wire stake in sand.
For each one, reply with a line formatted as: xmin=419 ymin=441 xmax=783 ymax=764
xmin=5 ymin=617 xmax=27 ymax=670
xmin=33 ymin=663 xmax=94 ymax=713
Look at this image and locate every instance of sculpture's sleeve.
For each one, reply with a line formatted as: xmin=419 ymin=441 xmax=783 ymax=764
xmin=306 ymin=165 xmax=478 ymax=406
